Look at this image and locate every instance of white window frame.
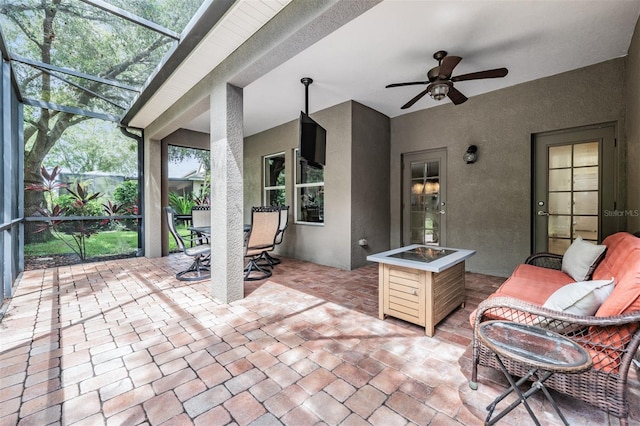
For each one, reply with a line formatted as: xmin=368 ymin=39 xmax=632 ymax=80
xmin=263 ymin=152 xmax=286 ymax=206
xmin=294 ymin=148 xmax=324 ymax=225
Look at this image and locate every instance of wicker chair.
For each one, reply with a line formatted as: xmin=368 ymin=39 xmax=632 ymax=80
xmin=244 ymin=206 xmax=281 ymax=281
xmin=471 ymin=252 xmax=640 ymax=425
xmin=165 ymin=207 xmax=211 ymax=281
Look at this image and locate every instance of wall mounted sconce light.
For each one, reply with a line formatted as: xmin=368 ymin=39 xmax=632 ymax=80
xmin=464 ymin=145 xmax=478 ymax=164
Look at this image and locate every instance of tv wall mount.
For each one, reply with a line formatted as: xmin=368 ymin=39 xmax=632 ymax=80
xmin=301 ymin=77 xmax=313 ymax=115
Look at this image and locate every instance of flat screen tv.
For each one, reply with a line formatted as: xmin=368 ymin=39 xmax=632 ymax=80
xmin=299 ymin=111 xmax=326 ymax=169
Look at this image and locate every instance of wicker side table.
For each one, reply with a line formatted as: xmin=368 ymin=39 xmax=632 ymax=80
xmin=477 ymin=320 xmax=592 ymax=426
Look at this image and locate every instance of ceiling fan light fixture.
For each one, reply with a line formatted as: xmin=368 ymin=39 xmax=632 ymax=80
xmin=429 ymin=83 xmax=449 ymax=101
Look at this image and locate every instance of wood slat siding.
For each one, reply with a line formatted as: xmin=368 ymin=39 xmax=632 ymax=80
xmin=378 ymin=261 xmax=465 ymax=336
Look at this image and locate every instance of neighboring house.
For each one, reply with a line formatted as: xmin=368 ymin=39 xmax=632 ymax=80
xmin=168 ymin=162 xmax=207 ymax=199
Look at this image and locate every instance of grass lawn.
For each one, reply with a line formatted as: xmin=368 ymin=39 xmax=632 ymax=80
xmin=24 ymin=225 xmax=191 ymax=258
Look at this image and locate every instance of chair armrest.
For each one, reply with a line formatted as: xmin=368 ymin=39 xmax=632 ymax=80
xmin=182 ymin=234 xmax=209 ymax=245
xmin=475 ymin=296 xmax=640 ymax=329
xmin=474 ymin=296 xmax=640 ymax=374
xmin=524 ymin=252 xmax=563 ymax=270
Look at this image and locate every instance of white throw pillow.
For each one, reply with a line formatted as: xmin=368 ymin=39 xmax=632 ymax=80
xmin=537 ymin=278 xmax=615 ymax=333
xmin=561 ymin=236 xmax=607 ymax=281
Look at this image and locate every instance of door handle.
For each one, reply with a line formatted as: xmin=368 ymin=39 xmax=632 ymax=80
xmin=537 ymin=211 xmax=549 ymax=216
xmin=439 ymin=210 xmax=446 ymax=215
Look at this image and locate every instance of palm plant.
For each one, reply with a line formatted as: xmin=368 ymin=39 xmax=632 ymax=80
xmin=168 ymin=192 xmax=195 ymax=215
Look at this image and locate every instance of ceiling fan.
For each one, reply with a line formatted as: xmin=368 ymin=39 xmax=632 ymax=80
xmin=386 ymin=50 xmax=508 ymax=109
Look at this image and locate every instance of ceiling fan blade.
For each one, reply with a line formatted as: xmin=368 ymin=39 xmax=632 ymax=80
xmin=451 ymin=67 xmax=508 ymax=82
xmin=401 ymin=87 xmax=430 ymax=109
xmin=386 ymin=81 xmax=429 ymax=88
xmin=447 ymin=86 xmax=468 ymax=105
xmin=438 ymin=55 xmax=461 ymax=79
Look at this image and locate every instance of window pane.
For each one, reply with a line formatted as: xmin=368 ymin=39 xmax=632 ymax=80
xmin=297 ymin=159 xmax=324 ymax=184
xmin=549 ymin=192 xmax=571 ymax=214
xmin=573 ymin=166 xmax=598 ymax=191
xmin=426 ymin=161 xmax=439 ymax=177
xmin=548 ymin=215 xmax=571 ymax=238
xmin=574 ymin=191 xmax=598 ymax=215
xmin=549 ymin=145 xmax=572 ymax=169
xmin=297 ymin=186 xmax=324 ymax=223
xmin=264 ymin=154 xmax=285 ymax=187
xmin=265 ymin=189 xmax=286 ymax=207
xmin=549 ymin=169 xmax=571 ymax=191
xmin=411 ymin=163 xmax=424 ymax=179
xmin=573 ymin=142 xmax=599 ymax=167
xmin=573 ymin=216 xmax=598 ymax=240
xmin=548 ymin=237 xmax=571 ymax=255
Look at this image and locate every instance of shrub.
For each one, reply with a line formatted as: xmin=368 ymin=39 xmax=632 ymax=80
xmin=114 ymin=180 xmax=138 ymax=209
xmin=169 ymin=192 xmax=195 ymax=215
xmin=55 ymin=194 xmax=103 ymax=216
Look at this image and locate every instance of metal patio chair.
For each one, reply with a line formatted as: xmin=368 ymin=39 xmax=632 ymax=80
xmin=244 ymin=206 xmax=281 ymax=281
xmin=165 ymin=207 xmax=211 ymax=281
xmin=258 ymin=205 xmax=289 ymax=267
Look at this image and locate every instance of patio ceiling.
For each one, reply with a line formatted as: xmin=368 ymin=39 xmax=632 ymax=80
xmin=128 ymin=0 xmax=640 ymax=137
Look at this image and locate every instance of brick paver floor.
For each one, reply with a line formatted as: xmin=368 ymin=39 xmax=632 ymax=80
xmin=1 ymin=254 xmax=638 ymax=425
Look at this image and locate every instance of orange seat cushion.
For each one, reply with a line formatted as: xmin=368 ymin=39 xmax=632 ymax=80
xmin=594 ymin=233 xmax=640 ymax=317
xmin=589 ymin=233 xmax=640 ymax=371
xmin=494 ymin=264 xmax=574 ymax=305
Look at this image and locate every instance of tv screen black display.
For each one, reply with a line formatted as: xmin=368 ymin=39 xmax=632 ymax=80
xmin=299 ymin=111 xmax=326 ymax=168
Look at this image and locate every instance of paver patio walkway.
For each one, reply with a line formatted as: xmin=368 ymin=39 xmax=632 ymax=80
xmin=1 ymin=255 xmax=638 ymax=425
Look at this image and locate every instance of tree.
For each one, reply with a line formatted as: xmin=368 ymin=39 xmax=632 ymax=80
xmin=0 ymin=0 xmax=202 ymax=242
xmin=43 ymin=121 xmax=138 ymax=176
xmin=168 ymin=145 xmax=211 ymax=172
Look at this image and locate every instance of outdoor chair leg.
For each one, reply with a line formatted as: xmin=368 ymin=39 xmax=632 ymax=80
xmin=176 ymin=256 xmax=211 ymax=282
xmin=256 ymin=251 xmax=281 ymax=267
xmin=244 ymin=258 xmax=272 ymax=281
xmin=263 ymin=252 xmax=281 ymax=265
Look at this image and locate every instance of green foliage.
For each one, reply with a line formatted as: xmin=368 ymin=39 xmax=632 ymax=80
xmin=4 ymin=0 xmax=202 ymax=246
xmin=193 ymin=176 xmax=210 ymax=206
xmin=114 ymin=180 xmax=139 ymax=209
xmin=26 ymin=166 xmax=104 ymax=261
xmin=168 ymin=192 xmax=195 ymax=215
xmin=44 ymin=122 xmax=138 ymax=176
xmin=24 ymin=224 xmax=188 ymax=258
xmin=168 ymin=145 xmax=211 ymax=172
xmin=24 ymin=230 xmax=139 ymax=257
xmin=55 ymin=194 xmax=103 ymax=217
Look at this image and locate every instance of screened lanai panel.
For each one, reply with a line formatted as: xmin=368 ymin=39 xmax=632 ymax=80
xmin=11 ymin=62 xmax=132 ymax=118
xmin=0 ymin=0 xmax=204 ymax=117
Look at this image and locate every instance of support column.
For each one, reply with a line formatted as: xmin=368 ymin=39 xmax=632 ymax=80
xmin=144 ymin=135 xmax=163 ymax=258
xmin=210 ymin=83 xmax=244 ymax=303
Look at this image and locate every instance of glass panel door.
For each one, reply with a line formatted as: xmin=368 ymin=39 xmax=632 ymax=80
xmin=403 ymin=149 xmax=447 ymax=246
xmin=547 ymin=142 xmax=599 ymax=254
xmin=533 ymin=124 xmax=617 ymax=255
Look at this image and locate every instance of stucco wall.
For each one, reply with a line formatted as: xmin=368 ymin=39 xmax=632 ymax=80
xmin=163 ymin=128 xmax=210 ymax=150
xmin=390 ymin=58 xmax=626 ymax=277
xmin=244 ymin=101 xmax=353 ymax=270
xmin=626 ymin=16 xmax=640 ymax=233
xmin=244 ymin=100 xmax=391 ymax=270
xmin=350 ymin=102 xmax=391 ymax=268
